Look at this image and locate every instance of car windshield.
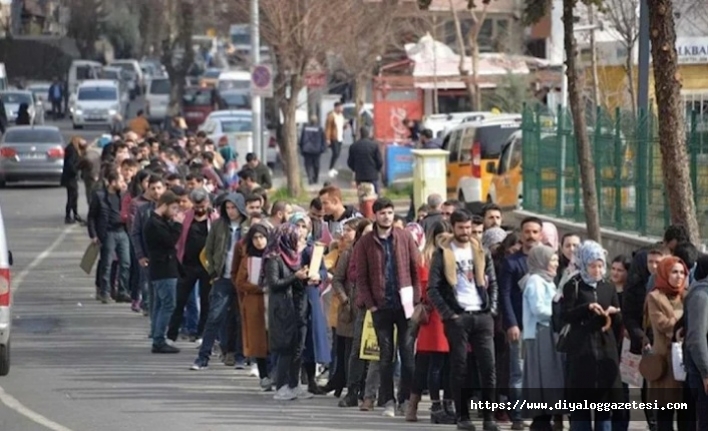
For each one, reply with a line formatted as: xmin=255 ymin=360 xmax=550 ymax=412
xmin=203 ymin=70 xmax=221 ymax=78
xmin=4 ymin=129 xmax=62 ymax=143
xmin=221 ymin=93 xmax=250 ymax=109
xmin=220 ymin=119 xmax=252 ymax=133
xmin=217 ymin=80 xmax=249 ymax=92
xmin=231 ymin=34 xmax=250 ymax=45
xmin=101 ymin=71 xmax=120 ymax=80
xmin=78 ymin=87 xmax=117 ymax=101
xmin=111 ymin=63 xmax=134 ymax=73
xmin=1 ymin=92 xmax=32 ymax=105
xmin=149 ymin=79 xmax=170 ymax=95
xmin=29 ymin=87 xmax=49 ymax=95
xmin=183 ymin=90 xmax=212 ymax=106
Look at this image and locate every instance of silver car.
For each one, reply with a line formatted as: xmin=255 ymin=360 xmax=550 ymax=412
xmin=27 ymin=82 xmax=52 ymax=113
xmin=0 ymin=90 xmax=44 ymax=125
xmin=0 ymin=126 xmax=64 ymax=187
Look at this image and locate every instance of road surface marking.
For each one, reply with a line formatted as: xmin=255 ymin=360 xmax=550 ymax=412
xmin=13 ymin=225 xmax=76 ymax=293
xmin=0 ymin=225 xmax=77 ymax=431
xmin=0 ymin=386 xmax=74 ymax=431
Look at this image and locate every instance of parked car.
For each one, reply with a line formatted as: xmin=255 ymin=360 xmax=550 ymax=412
xmin=0 ymin=126 xmax=65 ymax=187
xmin=0 ymin=90 xmax=43 ymax=125
xmin=0 ymin=202 xmax=11 ymax=376
xmin=199 ymin=68 xmax=223 ymax=88
xmin=145 ymin=78 xmax=171 ymax=124
xmin=199 ymin=110 xmax=278 ymax=168
xmin=218 ymin=90 xmax=251 ymax=110
xmin=108 ymin=59 xmax=145 ymax=95
xmin=183 ymin=86 xmax=217 ymax=131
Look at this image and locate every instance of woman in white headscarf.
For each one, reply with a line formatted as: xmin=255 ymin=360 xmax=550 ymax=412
xmin=560 ymin=240 xmax=623 ymax=431
xmin=521 ymin=245 xmax=566 ymax=431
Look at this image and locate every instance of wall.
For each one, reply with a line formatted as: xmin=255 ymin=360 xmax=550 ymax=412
xmin=505 ymin=209 xmax=660 ymax=258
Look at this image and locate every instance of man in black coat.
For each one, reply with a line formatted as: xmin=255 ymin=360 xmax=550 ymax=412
xmin=347 ymin=126 xmax=383 ymax=193
xmin=299 ymin=115 xmax=326 ymax=185
xmin=61 ymin=138 xmax=83 ymax=224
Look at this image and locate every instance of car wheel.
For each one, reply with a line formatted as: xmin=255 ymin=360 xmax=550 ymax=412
xmin=0 ymin=340 xmax=9 ymax=376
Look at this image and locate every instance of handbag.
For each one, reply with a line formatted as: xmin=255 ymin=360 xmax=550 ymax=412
xmin=555 ymin=278 xmax=579 ymax=353
xmin=671 ymin=341 xmax=686 ymax=382
xmin=411 ymin=302 xmax=431 ymax=325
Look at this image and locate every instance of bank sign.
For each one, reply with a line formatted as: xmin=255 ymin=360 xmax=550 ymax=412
xmin=677 ymin=37 xmax=708 ymax=64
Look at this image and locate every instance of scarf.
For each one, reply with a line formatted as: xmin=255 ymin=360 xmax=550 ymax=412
xmin=653 ymin=256 xmax=687 ymax=297
xmin=482 ymin=227 xmax=507 ymax=249
xmin=264 ymin=223 xmax=301 ymax=270
xmin=541 ymin=222 xmax=559 ymax=250
xmin=576 ymin=240 xmax=606 ymax=287
xmin=519 ymin=244 xmax=556 ymax=290
xmin=245 ymin=223 xmax=269 ymax=258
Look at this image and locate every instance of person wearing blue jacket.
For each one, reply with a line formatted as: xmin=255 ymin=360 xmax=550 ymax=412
xmin=299 ymin=116 xmax=326 ymax=185
xmin=498 ymin=216 xmax=543 ymax=431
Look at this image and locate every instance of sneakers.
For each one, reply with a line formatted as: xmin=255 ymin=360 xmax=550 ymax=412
xmin=234 ymin=360 xmax=246 ymax=370
xmin=152 ymin=344 xmax=180 ymax=354
xmin=259 ymin=377 xmax=273 ymax=391
xmin=249 ymin=364 xmax=259 ymax=377
xmin=291 ymin=385 xmax=314 ymax=399
xmin=328 ymin=168 xmax=338 ymax=178
xmin=130 ymin=300 xmax=141 ymax=313
xmin=190 ymin=358 xmax=209 ymax=370
xmin=382 ymin=400 xmax=396 ymax=417
xmin=273 ymin=385 xmax=297 ymax=401
xmin=223 ymin=352 xmax=236 ymax=366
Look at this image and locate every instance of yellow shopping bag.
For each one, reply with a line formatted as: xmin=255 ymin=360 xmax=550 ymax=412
xmin=359 ymin=310 xmax=396 ymax=361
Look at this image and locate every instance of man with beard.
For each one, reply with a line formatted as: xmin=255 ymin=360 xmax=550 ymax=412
xmin=427 ymin=210 xmax=499 ymax=431
xmin=260 ymin=200 xmax=292 ymax=231
xmin=356 ymin=197 xmax=420 ymax=418
xmin=498 ymin=216 xmax=542 ymax=430
xmin=169 ymin=188 xmax=218 ymax=343
xmin=144 ymin=190 xmax=184 ymax=354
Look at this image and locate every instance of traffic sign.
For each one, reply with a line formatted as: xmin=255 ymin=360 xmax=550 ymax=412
xmin=250 ymin=64 xmax=273 ymax=98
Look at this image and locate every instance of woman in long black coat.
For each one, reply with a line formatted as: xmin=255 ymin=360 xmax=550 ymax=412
xmin=60 ymin=136 xmax=83 ymax=224
xmin=561 ymin=240 xmax=623 ymax=431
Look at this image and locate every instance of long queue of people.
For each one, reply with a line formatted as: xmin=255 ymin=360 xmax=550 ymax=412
xmin=63 ymin=128 xmax=708 ymax=431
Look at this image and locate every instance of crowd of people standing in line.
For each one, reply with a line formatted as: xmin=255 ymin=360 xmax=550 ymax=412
xmin=58 ymin=125 xmax=708 ymax=431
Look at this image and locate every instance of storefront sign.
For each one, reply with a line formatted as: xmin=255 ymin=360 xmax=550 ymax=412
xmin=676 ymin=37 xmax=708 ymax=64
xmin=373 ymin=94 xmax=423 ymax=143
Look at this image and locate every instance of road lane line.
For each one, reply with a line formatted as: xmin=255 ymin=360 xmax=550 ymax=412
xmin=0 ymin=224 xmax=77 ymax=431
xmin=0 ymin=386 xmax=74 ymax=431
xmin=13 ymin=225 xmax=76 ymax=293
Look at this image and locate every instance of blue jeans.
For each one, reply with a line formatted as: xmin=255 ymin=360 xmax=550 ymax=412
xmin=98 ymin=230 xmax=131 ymax=297
xmin=181 ymin=281 xmax=199 ymax=336
xmin=151 ymin=278 xmax=177 ymax=346
xmin=197 ymin=278 xmax=234 ymax=361
xmin=570 ymin=410 xmax=611 ymax=431
xmin=508 ymin=339 xmax=524 ymax=421
xmin=140 ymin=266 xmax=150 ymax=311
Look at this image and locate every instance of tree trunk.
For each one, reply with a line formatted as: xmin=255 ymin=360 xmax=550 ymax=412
xmin=470 ymin=39 xmax=481 ymax=111
xmin=354 ymin=74 xmax=367 ymax=140
xmin=563 ymin=0 xmax=602 ymax=242
xmin=279 ymin=75 xmax=303 ymax=196
xmin=647 ymin=0 xmax=700 ymax=244
xmin=449 ymin=0 xmax=476 ymax=105
xmin=625 ymin=43 xmax=637 ymax=119
xmin=162 ymin=0 xmax=194 ymax=115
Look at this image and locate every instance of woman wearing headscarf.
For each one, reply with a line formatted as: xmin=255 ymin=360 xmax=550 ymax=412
xmin=541 ymin=222 xmax=559 ymax=250
xmin=234 ymin=223 xmax=271 ymax=391
xmin=289 ymin=212 xmax=330 ymax=395
xmin=561 ymin=240 xmax=623 ymax=431
xmin=482 ymin=227 xmax=507 ymax=254
xmin=322 ymin=218 xmax=368 ymax=397
xmin=646 ymin=256 xmax=690 ymax=431
xmin=521 ymin=245 xmax=566 ymax=431
xmin=15 ymin=102 xmax=31 ymax=125
xmin=263 ymin=223 xmax=311 ymax=401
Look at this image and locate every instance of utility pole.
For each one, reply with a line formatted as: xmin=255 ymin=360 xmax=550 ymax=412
xmin=250 ymin=0 xmax=262 ymax=161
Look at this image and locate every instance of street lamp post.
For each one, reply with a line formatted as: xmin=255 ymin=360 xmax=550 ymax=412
xmin=250 ymin=0 xmax=262 ymax=161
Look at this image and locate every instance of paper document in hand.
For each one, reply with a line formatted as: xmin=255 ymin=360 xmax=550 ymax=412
xmin=247 ymin=257 xmax=262 ymax=285
xmin=80 ymin=242 xmax=100 ymax=275
xmin=399 ymin=285 xmax=415 ymax=319
xmin=308 ymin=243 xmax=326 ymax=279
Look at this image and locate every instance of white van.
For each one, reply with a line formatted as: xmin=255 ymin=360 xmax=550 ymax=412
xmin=0 ymin=203 xmax=12 ymax=376
xmin=72 ymin=80 xmax=125 ymax=129
xmin=108 ymin=59 xmax=145 ymax=95
xmin=217 ymin=70 xmax=250 ymax=93
xmin=68 ymin=60 xmax=102 ymax=95
xmin=145 ymin=77 xmax=171 ymax=124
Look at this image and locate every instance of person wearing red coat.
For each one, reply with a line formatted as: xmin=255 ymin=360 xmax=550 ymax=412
xmin=405 ymin=222 xmax=456 ymax=424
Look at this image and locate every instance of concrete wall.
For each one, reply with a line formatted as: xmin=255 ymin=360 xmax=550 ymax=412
xmin=506 ymin=209 xmax=662 ymax=258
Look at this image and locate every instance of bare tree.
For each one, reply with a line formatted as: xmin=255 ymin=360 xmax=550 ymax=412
xmin=603 ymin=0 xmax=639 ymax=117
xmin=237 ymin=0 xmax=359 ymax=196
xmin=65 ymin=0 xmax=104 ymax=59
xmin=647 ymin=0 xmax=700 ymax=243
xmin=161 ymin=0 xmax=195 ymax=114
xmin=448 ymin=0 xmax=489 ymax=110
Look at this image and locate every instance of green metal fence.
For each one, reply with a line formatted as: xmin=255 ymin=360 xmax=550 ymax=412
xmin=521 ymin=106 xmax=708 ymax=238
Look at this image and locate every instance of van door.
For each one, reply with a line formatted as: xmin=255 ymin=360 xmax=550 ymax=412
xmin=446 ymin=127 xmax=473 ymax=199
xmin=492 ymin=134 xmax=523 ymax=208
xmin=444 ymin=129 xmax=462 ymax=197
